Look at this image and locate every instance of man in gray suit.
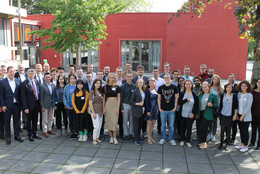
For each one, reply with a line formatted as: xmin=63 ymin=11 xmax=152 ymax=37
xmin=40 ymin=73 xmax=56 ymax=138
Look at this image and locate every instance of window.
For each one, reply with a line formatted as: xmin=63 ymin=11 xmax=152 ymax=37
xmin=0 ymin=18 xmax=5 ymax=45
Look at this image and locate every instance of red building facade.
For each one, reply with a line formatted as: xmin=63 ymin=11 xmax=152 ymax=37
xmin=24 ymin=1 xmax=248 ymax=80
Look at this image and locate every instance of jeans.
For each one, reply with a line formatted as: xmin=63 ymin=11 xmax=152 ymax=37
xmin=160 ymin=111 xmax=175 ymax=141
xmin=66 ymin=109 xmax=75 ymax=134
xmin=122 ymin=103 xmax=133 ymax=136
xmin=91 ymin=113 xmax=103 ymax=140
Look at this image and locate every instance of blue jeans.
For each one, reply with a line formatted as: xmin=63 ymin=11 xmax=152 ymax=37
xmin=160 ymin=111 xmax=175 ymax=141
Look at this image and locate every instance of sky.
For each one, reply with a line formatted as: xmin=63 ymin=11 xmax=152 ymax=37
xmin=149 ymin=0 xmax=187 ymax=12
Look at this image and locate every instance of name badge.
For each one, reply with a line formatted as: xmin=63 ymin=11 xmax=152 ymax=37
xmin=243 ymin=98 xmax=247 ymax=101
xmin=112 ymin=87 xmax=116 ymax=91
xmin=132 ymin=90 xmax=134 ymax=93
xmin=81 ymin=97 xmax=85 ymax=100
xmin=190 ymin=99 xmax=194 ymax=102
xmin=205 ymin=98 xmax=208 ymax=101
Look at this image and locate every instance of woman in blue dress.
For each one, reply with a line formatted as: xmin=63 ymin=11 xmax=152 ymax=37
xmin=145 ymin=78 xmax=158 ymax=144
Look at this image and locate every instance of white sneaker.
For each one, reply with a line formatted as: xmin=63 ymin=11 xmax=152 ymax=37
xmin=110 ymin=137 xmax=114 ymax=144
xmin=114 ymin=138 xmax=118 ymax=145
xmin=78 ymin=135 xmax=83 ymax=141
xmin=82 ymin=135 xmax=88 ymax=142
xmin=240 ymin=147 xmax=248 ymax=152
xmin=186 ymin=142 xmax=192 ymax=148
xmin=206 ymin=134 xmax=211 ymax=140
xmin=159 ymin=139 xmax=166 ymax=145
xmin=56 ymin=129 xmax=62 ymax=137
xmin=211 ymin=136 xmax=216 ymax=142
xmin=235 ymin=144 xmax=243 ymax=149
xmin=180 ymin=141 xmax=185 ymax=146
xmin=169 ymin=140 xmax=176 ymax=146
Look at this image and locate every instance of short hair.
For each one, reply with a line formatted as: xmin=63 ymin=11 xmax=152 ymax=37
xmin=125 ymin=61 xmax=131 ymax=65
xmin=27 ymin=69 xmax=35 ymax=73
xmin=1 ymin=65 xmax=6 ymax=68
xmin=44 ymin=72 xmax=51 ymax=77
xmin=7 ymin=66 xmax=14 ymax=72
xmin=208 ymin=68 xmax=215 ymax=71
xmin=228 ymin=73 xmax=236 ymax=78
xmin=193 ymin=76 xmax=202 ymax=82
xmin=223 ymin=83 xmax=233 ymax=93
xmin=184 ymin=65 xmax=190 ymax=69
xmin=136 ymin=65 xmax=145 ymax=70
xmin=200 ymin=64 xmax=207 ymax=68
xmin=116 ymin=67 xmax=122 ymax=71
xmin=51 ymin=68 xmax=57 ymax=73
xmin=87 ymin=64 xmax=93 ymax=67
xmin=86 ymin=72 xmax=93 ymax=76
xmin=104 ymin=65 xmax=110 ymax=69
xmin=164 ymin=62 xmax=170 ymax=66
xmin=97 ymin=70 xmax=104 ymax=75
xmin=172 ymin=69 xmax=180 ymax=74
xmin=69 ymin=64 xmax=76 ymax=69
xmin=76 ymin=68 xmax=83 ymax=71
xmin=236 ymin=80 xmax=253 ymax=93
xmin=126 ymin=72 xmax=133 ymax=76
xmin=153 ymin=67 xmax=159 ymax=70
xmin=164 ymin=73 xmax=171 ymax=78
xmin=35 ymin=64 xmax=42 ymax=68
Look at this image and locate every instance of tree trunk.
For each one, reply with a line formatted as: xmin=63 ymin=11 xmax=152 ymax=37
xmin=76 ymin=42 xmax=81 ymax=68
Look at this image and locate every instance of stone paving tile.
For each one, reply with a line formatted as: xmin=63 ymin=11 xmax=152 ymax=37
xmin=188 ymin=162 xmax=214 ymax=174
xmin=2 ymin=150 xmax=28 ymax=160
xmin=21 ymin=152 xmax=48 ymax=162
xmin=8 ymin=161 xmax=38 ymax=173
xmin=12 ymin=142 xmax=38 ymax=152
xmin=0 ymin=149 xmax=9 ymax=155
xmin=121 ymin=143 xmax=142 ymax=151
xmin=0 ymin=159 xmax=17 ymax=170
xmin=140 ymin=151 xmax=162 ymax=161
xmin=89 ymin=157 xmax=116 ymax=168
xmin=138 ymin=160 xmax=162 ymax=171
xmin=236 ymin=164 xmax=260 ymax=174
xmin=163 ymin=161 xmax=189 ymax=173
xmin=84 ymin=166 xmax=111 ymax=174
xmin=110 ymin=169 xmax=136 ymax=174
xmin=41 ymin=137 xmax=65 ymax=145
xmin=73 ymin=147 xmax=98 ymax=157
xmin=142 ymin=144 xmax=162 ymax=152
xmin=0 ymin=141 xmax=20 ymax=150
xmin=99 ymin=142 xmax=121 ymax=150
xmin=60 ymin=139 xmax=82 ymax=147
xmin=66 ymin=155 xmax=92 ymax=165
xmin=3 ymin=171 xmax=29 ymax=174
xmin=116 ymin=150 xmax=140 ymax=160
xmin=95 ymin=149 xmax=119 ymax=158
xmin=163 ymin=152 xmax=186 ymax=162
xmin=113 ymin=159 xmax=139 ymax=170
xmin=44 ymin=154 xmax=70 ymax=164
xmin=231 ymin=156 xmax=257 ymax=165
xmin=186 ymin=154 xmax=210 ymax=164
xmin=137 ymin=171 xmax=161 ymax=174
xmin=163 ymin=144 xmax=185 ymax=154
xmin=53 ymin=145 xmax=77 ymax=154
xmin=57 ymin=164 xmax=87 ymax=174
xmin=32 ymin=144 xmax=57 ymax=153
xmin=208 ymin=154 xmax=233 ymax=165
xmin=212 ymin=164 xmax=239 ymax=174
xmin=183 ymin=146 xmax=207 ymax=155
xmin=32 ymin=163 xmax=62 ymax=174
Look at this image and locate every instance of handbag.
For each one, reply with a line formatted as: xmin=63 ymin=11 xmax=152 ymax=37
xmin=211 ymin=95 xmax=220 ymax=117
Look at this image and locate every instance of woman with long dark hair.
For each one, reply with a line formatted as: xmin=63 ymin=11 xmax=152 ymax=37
xmin=249 ymin=78 xmax=260 ymax=150
xmin=89 ymin=79 xmax=103 ymax=145
xmin=218 ymin=83 xmax=238 ymax=150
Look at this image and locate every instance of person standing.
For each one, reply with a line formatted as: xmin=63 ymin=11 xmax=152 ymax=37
xmin=197 ymin=64 xmax=209 ymax=82
xmin=84 ymin=72 xmax=94 ymax=92
xmin=0 ymin=65 xmax=7 ymax=79
xmin=76 ymin=68 xmax=86 ymax=83
xmin=40 ymin=73 xmax=56 ymax=138
xmin=178 ymin=80 xmax=198 ymax=148
xmin=122 ymin=61 xmax=137 ymax=78
xmin=96 ymin=70 xmax=106 ymax=87
xmin=171 ymin=70 xmax=180 ymax=86
xmin=198 ymin=82 xmax=218 ymax=149
xmin=87 ymin=64 xmax=97 ymax=80
xmin=20 ymin=69 xmax=42 ymax=142
xmin=249 ymin=78 xmax=260 ymax=150
xmin=218 ymin=83 xmax=238 ymax=150
xmin=193 ymin=76 xmax=202 ymax=141
xmin=0 ymin=66 xmax=23 ymax=145
xmin=43 ymin=63 xmax=50 ymax=73
xmin=72 ymin=80 xmax=89 ymax=142
xmin=103 ymin=73 xmax=120 ymax=145
xmin=157 ymin=73 xmax=179 ymax=145
xmin=50 ymin=68 xmax=58 ymax=86
xmin=183 ymin=66 xmax=193 ymax=82
xmin=159 ymin=62 xmax=173 ymax=79
xmin=103 ymin=66 xmax=110 ymax=81
xmin=89 ymin=79 xmax=103 ymax=145
xmin=35 ymin=64 xmax=44 ymax=131
xmin=205 ymin=68 xmax=215 ymax=84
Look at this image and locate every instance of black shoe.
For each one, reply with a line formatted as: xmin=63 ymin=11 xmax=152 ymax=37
xmin=23 ymin=126 xmax=27 ymax=130
xmin=69 ymin=134 xmax=78 ymax=139
xmin=29 ymin=136 xmax=34 ymax=142
xmin=248 ymin=144 xmax=255 ymax=148
xmin=255 ymin=146 xmax=259 ymax=151
xmin=218 ymin=144 xmax=223 ymax=150
xmin=129 ymin=135 xmax=134 ymax=142
xmin=33 ymin=135 xmax=42 ymax=139
xmin=230 ymin=140 xmax=235 ymax=145
xmin=6 ymin=138 xmax=11 ymax=145
xmin=123 ymin=136 xmax=129 ymax=143
xmin=0 ymin=135 xmax=7 ymax=140
xmin=19 ymin=129 xmax=23 ymax=133
xmin=15 ymin=136 xmax=24 ymax=142
xmin=139 ymin=139 xmax=144 ymax=144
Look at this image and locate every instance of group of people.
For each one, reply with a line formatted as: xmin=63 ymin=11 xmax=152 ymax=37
xmin=0 ymin=62 xmax=259 ymax=153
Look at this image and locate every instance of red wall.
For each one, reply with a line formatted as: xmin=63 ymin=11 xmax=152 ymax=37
xmin=25 ymin=0 xmax=248 ymax=80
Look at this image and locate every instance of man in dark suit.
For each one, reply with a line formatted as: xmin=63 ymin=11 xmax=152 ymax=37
xmin=0 ymin=81 xmax=6 ymax=140
xmin=40 ymin=73 xmax=56 ymax=138
xmin=132 ymin=65 xmax=149 ymax=85
xmin=84 ymin=72 xmax=93 ymax=92
xmin=20 ymin=69 xmax=42 ymax=142
xmin=0 ymin=66 xmax=23 ymax=145
xmin=35 ymin=64 xmax=44 ymax=130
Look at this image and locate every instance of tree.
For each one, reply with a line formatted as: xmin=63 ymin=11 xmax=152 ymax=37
xmin=12 ymin=0 xmax=51 ymax=14
xmin=170 ymin=0 xmax=260 ymax=84
xmin=32 ymin=0 xmax=149 ymax=68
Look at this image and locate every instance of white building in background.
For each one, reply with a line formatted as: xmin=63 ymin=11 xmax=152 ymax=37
xmin=0 ymin=0 xmax=27 ymax=67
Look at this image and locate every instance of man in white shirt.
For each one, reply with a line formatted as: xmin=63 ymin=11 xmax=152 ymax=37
xmin=151 ymin=67 xmax=164 ymax=91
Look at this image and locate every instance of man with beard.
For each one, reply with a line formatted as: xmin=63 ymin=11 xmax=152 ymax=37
xmin=205 ymin=68 xmax=215 ymax=84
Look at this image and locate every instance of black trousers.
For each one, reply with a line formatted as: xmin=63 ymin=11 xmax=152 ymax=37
xmin=73 ymin=112 xmax=88 ymax=133
xmin=118 ymin=107 xmax=123 ymax=137
xmin=250 ymin=115 xmax=260 ymax=147
xmin=0 ymin=112 xmax=5 ymax=136
xmin=199 ymin=111 xmax=212 ymax=143
xmin=55 ymin=103 xmax=68 ymax=130
xmin=195 ymin=119 xmax=200 ymax=136
xmin=238 ymin=120 xmax=250 ymax=146
xmin=26 ymin=102 xmax=39 ymax=137
xmin=157 ymin=111 xmax=161 ymax=133
xmin=4 ymin=103 xmax=21 ymax=138
xmin=142 ymin=114 xmax=147 ymax=133
xmin=180 ymin=117 xmax=194 ymax=142
xmin=231 ymin=120 xmax=238 ymax=140
xmin=175 ymin=111 xmax=181 ymax=135
xmin=133 ymin=116 xmax=143 ymax=141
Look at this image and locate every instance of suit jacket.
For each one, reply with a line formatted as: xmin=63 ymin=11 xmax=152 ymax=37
xmin=14 ymin=72 xmax=27 ymax=82
xmin=132 ymin=76 xmax=149 ymax=85
xmin=39 ymin=82 xmax=55 ymax=109
xmin=131 ymin=88 xmax=144 ymax=118
xmin=0 ymin=78 xmax=21 ymax=109
xmin=198 ymin=92 xmax=218 ymax=121
xmin=34 ymin=73 xmax=45 ymax=85
xmin=20 ymin=79 xmax=40 ymax=110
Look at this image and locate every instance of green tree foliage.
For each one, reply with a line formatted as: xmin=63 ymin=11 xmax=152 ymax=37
xmin=170 ymin=0 xmax=260 ymax=84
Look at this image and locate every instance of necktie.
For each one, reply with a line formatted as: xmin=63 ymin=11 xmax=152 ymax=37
xmin=32 ymin=80 xmax=37 ymax=100
xmin=38 ymin=75 xmax=42 ymax=85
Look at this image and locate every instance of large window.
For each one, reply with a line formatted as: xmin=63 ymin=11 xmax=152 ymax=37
xmin=0 ymin=18 xmax=5 ymax=45
xmin=121 ymin=40 xmax=161 ymax=72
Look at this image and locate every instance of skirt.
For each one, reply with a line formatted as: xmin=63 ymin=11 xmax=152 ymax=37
xmin=220 ymin=115 xmax=233 ymax=127
xmin=105 ymin=99 xmax=118 ymax=131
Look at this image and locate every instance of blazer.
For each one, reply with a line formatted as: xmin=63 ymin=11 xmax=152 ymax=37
xmin=20 ymin=79 xmax=40 ymax=110
xmin=0 ymin=78 xmax=21 ymax=109
xmin=198 ymin=92 xmax=218 ymax=121
xmin=131 ymin=88 xmax=144 ymax=118
xmin=132 ymin=76 xmax=149 ymax=85
xmin=178 ymin=91 xmax=198 ymax=116
xmin=14 ymin=72 xmax=27 ymax=82
xmin=237 ymin=92 xmax=253 ymax=122
xmin=219 ymin=93 xmax=238 ymax=117
xmin=39 ymin=82 xmax=55 ymax=109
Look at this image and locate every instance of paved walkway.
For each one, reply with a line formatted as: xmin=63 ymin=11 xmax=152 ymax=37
xmin=0 ymin=128 xmax=259 ymax=174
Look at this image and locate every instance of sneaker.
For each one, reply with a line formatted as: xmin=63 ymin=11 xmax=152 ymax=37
xmin=123 ymin=136 xmax=129 ymax=143
xmin=143 ymin=132 xmax=148 ymax=138
xmin=114 ymin=138 xmax=118 ymax=145
xmin=62 ymin=129 xmax=68 ymax=136
xmin=159 ymin=139 xmax=166 ymax=145
xmin=235 ymin=144 xmax=243 ymax=149
xmin=186 ymin=142 xmax=192 ymax=148
xmin=109 ymin=137 xmax=114 ymax=144
xmin=211 ymin=136 xmax=216 ymax=142
xmin=206 ymin=134 xmax=211 ymax=140
xmin=82 ymin=135 xmax=88 ymax=142
xmin=78 ymin=135 xmax=83 ymax=141
xmin=248 ymin=144 xmax=255 ymax=148
xmin=180 ymin=141 xmax=185 ymax=146
xmin=255 ymin=146 xmax=260 ymax=151
xmin=129 ymin=135 xmax=134 ymax=142
xmin=139 ymin=139 xmax=144 ymax=144
xmin=135 ymin=141 xmax=141 ymax=145
xmin=240 ymin=147 xmax=248 ymax=152
xmin=169 ymin=140 xmax=177 ymax=146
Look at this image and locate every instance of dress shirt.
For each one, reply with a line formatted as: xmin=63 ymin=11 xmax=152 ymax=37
xmin=7 ymin=77 xmax=17 ymax=103
xmin=29 ymin=79 xmax=39 ymax=100
xmin=19 ymin=73 xmax=26 ymax=82
xmin=46 ymin=82 xmax=52 ymax=95
xmin=151 ymin=76 xmax=165 ymax=91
